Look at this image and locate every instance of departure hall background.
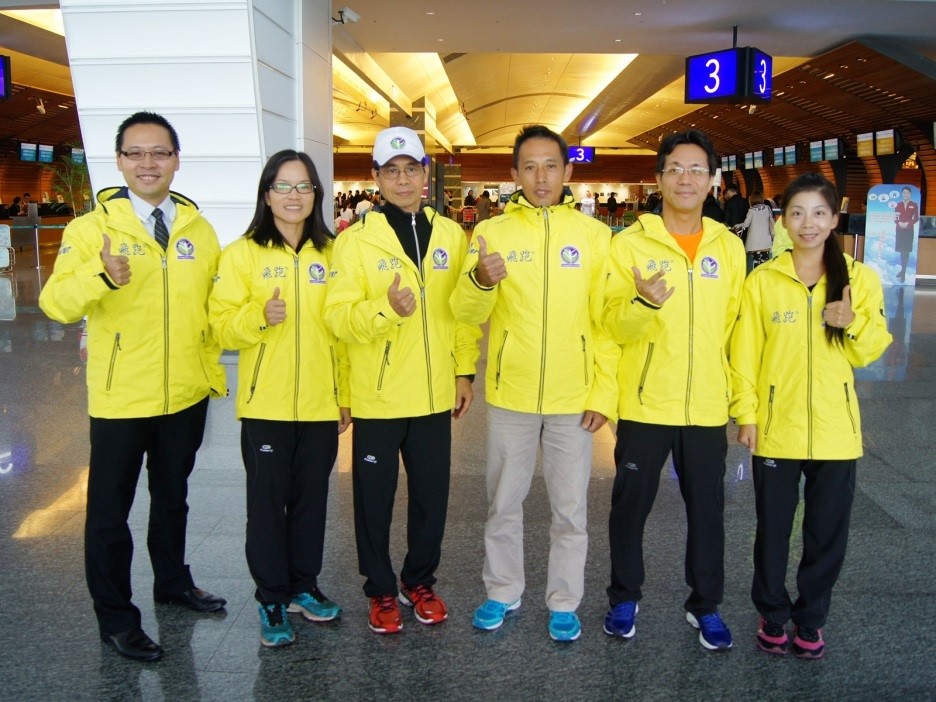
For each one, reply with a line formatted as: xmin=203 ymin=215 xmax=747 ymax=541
xmin=0 ymin=1 xmax=934 ymax=700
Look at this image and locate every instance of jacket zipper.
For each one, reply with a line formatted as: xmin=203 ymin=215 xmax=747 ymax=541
xmin=637 ymin=342 xmax=655 ymax=406
xmin=684 ymin=267 xmax=694 ymax=425
xmin=162 ymin=255 xmax=170 ymax=414
xmin=807 ymin=293 xmax=814 ymax=459
xmin=581 ymin=335 xmax=589 ymax=386
xmin=844 ymin=383 xmax=857 ymax=433
xmin=106 ymin=332 xmax=122 ymax=391
xmin=764 ymin=385 xmax=775 ymax=436
xmin=412 ymin=212 xmax=435 ymax=414
xmin=537 ymin=208 xmax=550 ymax=413
xmin=293 ymin=256 xmax=301 ymax=421
xmin=246 ymin=343 xmax=267 ymax=403
xmin=496 ymin=330 xmax=509 ymax=389
xmin=330 ymin=345 xmax=338 ymax=404
xmin=377 ymin=341 xmax=391 ymax=391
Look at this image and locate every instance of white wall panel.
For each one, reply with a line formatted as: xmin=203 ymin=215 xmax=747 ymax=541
xmin=256 ymin=64 xmax=296 ymax=122
xmin=253 ymin=11 xmax=296 ymax=79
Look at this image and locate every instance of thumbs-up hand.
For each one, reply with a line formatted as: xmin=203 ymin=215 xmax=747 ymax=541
xmin=101 ymin=233 xmax=131 ymax=286
xmin=633 ymin=266 xmax=674 ymax=306
xmin=473 ymin=235 xmax=507 ymax=287
xmin=822 ymin=284 xmax=855 ymax=329
xmin=387 ymin=272 xmax=416 ymax=317
xmin=264 ymin=286 xmax=287 ymax=326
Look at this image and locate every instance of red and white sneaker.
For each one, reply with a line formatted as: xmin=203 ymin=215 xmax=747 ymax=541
xmin=368 ymin=595 xmax=402 ymax=634
xmin=398 ymin=583 xmax=448 ymax=625
xmin=792 ymin=625 xmax=825 ymax=659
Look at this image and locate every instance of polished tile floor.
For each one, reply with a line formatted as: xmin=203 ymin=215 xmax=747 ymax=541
xmin=1 ymin=245 xmax=934 ymax=701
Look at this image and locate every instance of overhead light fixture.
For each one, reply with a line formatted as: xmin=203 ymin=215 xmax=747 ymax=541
xmin=30 ymin=97 xmax=46 ymax=114
xmin=332 ymin=6 xmax=361 ymax=25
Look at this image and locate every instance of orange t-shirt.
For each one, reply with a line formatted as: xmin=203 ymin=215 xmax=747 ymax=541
xmin=672 ymin=229 xmax=704 ymax=263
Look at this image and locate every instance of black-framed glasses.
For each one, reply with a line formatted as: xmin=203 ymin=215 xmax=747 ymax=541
xmin=119 ymin=149 xmax=176 ymax=161
xmin=269 ymin=182 xmax=315 ymax=194
xmin=378 ymin=164 xmax=424 ymax=179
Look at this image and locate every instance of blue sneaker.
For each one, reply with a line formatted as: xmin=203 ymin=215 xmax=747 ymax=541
xmin=604 ymin=601 xmax=638 ymax=639
xmin=686 ymin=611 xmax=733 ymax=651
xmin=472 ymin=598 xmax=521 ymax=630
xmin=548 ymin=611 xmax=581 ymax=642
xmin=258 ymin=603 xmax=295 ymax=648
xmin=288 ymin=586 xmax=341 ymax=622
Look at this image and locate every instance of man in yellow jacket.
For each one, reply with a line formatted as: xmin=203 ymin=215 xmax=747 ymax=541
xmin=601 ymin=130 xmax=746 ymax=651
xmin=324 ymin=127 xmax=481 ymax=634
xmin=452 ymin=125 xmax=620 ymax=642
xmin=39 ymin=112 xmax=227 ymax=662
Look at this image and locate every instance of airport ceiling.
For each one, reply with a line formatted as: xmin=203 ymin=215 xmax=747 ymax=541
xmin=1 ymin=1 xmax=935 ymax=159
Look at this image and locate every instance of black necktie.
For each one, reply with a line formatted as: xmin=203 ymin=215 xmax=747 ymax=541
xmin=152 ymin=208 xmax=169 ymax=250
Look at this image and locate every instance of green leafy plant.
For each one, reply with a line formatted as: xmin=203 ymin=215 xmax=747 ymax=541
xmin=44 ymin=143 xmax=91 ymax=216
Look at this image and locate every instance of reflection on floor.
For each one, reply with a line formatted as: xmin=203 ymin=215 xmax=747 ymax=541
xmin=1 ymin=246 xmax=934 ymax=700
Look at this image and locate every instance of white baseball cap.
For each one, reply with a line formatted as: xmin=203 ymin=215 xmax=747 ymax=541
xmin=372 ymin=126 xmax=427 ymax=168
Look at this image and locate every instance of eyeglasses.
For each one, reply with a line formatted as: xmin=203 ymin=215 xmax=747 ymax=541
xmin=119 ymin=149 xmax=176 ymax=161
xmin=659 ymin=166 xmax=710 ymax=178
xmin=378 ymin=164 xmax=424 ymax=179
xmin=269 ymin=182 xmax=315 ymax=194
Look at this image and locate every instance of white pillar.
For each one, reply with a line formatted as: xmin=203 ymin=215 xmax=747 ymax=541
xmin=60 ymin=0 xmax=333 ymax=245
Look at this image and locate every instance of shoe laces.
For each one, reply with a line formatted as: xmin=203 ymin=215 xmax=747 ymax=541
xmin=699 ymin=612 xmax=728 ymax=634
xmin=612 ymin=601 xmax=636 ymax=619
xmin=262 ymin=603 xmax=285 ymax=626
xmin=374 ymin=595 xmax=397 ymax=612
xmin=761 ymin=620 xmax=785 ymax=638
xmin=552 ymin=612 xmax=577 ymax=625
xmin=797 ymin=626 xmax=821 ymax=643
xmin=307 ymin=585 xmax=328 ymax=603
xmin=407 ymin=584 xmax=437 ymax=603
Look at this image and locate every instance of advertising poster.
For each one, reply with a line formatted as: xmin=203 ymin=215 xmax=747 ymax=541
xmin=863 ymin=184 xmax=920 ymax=286
xmin=855 ymin=285 xmax=913 ymax=382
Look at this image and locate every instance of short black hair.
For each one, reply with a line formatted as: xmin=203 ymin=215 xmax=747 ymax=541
xmin=513 ymin=125 xmax=569 ymax=170
xmin=115 ymin=111 xmax=181 ymax=153
xmin=656 ymin=130 xmax=719 ymax=176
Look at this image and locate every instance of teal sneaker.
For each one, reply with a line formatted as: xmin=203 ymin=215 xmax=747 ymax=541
xmin=548 ymin=611 xmax=582 ymax=642
xmin=258 ymin=603 xmax=295 ymax=648
xmin=288 ymin=586 xmax=341 ymax=622
xmin=472 ymin=598 xmax=521 ymax=630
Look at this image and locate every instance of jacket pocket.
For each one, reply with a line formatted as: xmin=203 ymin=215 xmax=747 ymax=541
xmin=376 ymin=341 xmax=391 ymax=392
xmin=637 ymin=342 xmax=654 ymax=405
xmin=581 ymin=335 xmax=590 ymax=387
xmin=495 ymin=330 xmax=509 ymax=389
xmin=843 ymin=382 xmax=857 ymax=434
xmin=763 ymin=385 xmax=776 ymax=436
xmin=246 ymin=343 xmax=266 ymax=403
xmin=105 ymin=333 xmax=121 ymax=392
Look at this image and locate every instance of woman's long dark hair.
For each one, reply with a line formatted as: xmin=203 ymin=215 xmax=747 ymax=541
xmin=782 ymin=173 xmax=848 ymax=345
xmin=244 ymin=150 xmax=333 ymax=251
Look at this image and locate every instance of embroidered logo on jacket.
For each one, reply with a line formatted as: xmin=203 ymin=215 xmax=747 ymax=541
xmin=560 ymin=246 xmax=581 ymax=268
xmin=699 ymin=256 xmax=719 ymax=278
xmin=176 ymin=238 xmax=195 ymax=260
xmin=432 ymin=248 xmax=449 ymax=270
xmin=308 ymin=263 xmax=326 ymax=283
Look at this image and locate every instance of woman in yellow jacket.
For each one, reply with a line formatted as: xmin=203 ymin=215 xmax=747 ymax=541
xmin=730 ymin=173 xmax=891 ymax=659
xmin=209 ymin=151 xmax=350 ymax=648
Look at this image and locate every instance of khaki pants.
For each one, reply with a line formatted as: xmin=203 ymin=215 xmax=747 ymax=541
xmin=482 ymin=405 xmax=593 ymax=611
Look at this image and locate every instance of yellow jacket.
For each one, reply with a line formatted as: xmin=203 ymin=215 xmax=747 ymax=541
xmin=603 ymin=213 xmax=746 ymax=426
xmin=729 ymin=252 xmax=891 ymax=459
xmin=324 ymin=206 xmax=480 ymax=419
xmin=39 ymin=187 xmax=225 ymax=418
xmin=209 ymin=236 xmax=350 ymax=421
xmin=450 ymin=192 xmax=620 ymax=419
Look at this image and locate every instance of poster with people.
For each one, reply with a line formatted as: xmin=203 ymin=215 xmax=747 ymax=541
xmin=864 ymin=184 xmax=920 ymax=286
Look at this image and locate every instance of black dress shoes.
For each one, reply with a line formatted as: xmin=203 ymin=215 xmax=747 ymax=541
xmin=154 ymin=587 xmax=227 ymax=613
xmin=102 ymin=628 xmax=164 ymax=662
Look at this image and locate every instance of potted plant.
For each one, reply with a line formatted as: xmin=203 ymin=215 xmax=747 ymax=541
xmin=44 ymin=143 xmax=91 ymax=216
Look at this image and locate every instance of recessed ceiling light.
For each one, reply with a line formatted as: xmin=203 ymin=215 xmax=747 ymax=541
xmin=634 ymin=12 xmax=642 ymax=16
xmin=425 ymin=11 xmax=435 ymax=15
xmin=615 ymin=38 xmax=622 ymax=43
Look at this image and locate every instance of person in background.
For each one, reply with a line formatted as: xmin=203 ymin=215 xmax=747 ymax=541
xmin=19 ymin=192 xmax=32 ymax=215
xmin=38 ymin=111 xmax=227 ymax=662
xmin=476 ymin=190 xmax=493 ymax=224
xmin=464 ymin=189 xmax=476 ymax=207
xmin=601 ymin=129 xmax=745 ymax=652
xmin=580 ymin=190 xmax=596 ymax=217
xmin=209 ymin=150 xmax=351 ymax=648
xmin=723 ymin=185 xmax=749 ymax=228
xmin=355 ymin=192 xmax=373 ymax=220
xmin=452 ymin=124 xmax=619 ymax=643
xmin=894 ymin=186 xmax=919 ymax=282
xmin=731 ymin=172 xmax=891 ymax=659
xmin=325 ymin=126 xmax=480 ymax=635
xmin=606 ymin=192 xmax=619 ymax=222
xmin=734 ymin=191 xmax=775 ymax=273
xmin=703 ymin=189 xmax=725 ymax=223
